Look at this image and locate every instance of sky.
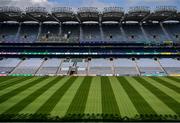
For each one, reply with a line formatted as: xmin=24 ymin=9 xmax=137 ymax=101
xmin=0 ymin=0 xmax=180 ymax=10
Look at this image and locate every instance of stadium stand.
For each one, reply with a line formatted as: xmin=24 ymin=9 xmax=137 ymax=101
xmin=57 ymin=59 xmax=73 ymax=75
xmin=0 ymin=22 xmax=178 ymax=44
xmin=0 ymin=6 xmax=179 ymax=44
xmin=74 ymin=59 xmax=87 ymax=75
xmin=0 ymin=23 xmax=18 ymax=43
xmin=18 ymin=24 xmax=39 ymax=43
xmin=113 ymin=58 xmax=139 ymax=76
xmin=81 ymin=24 xmax=101 ymax=43
xmin=11 ymin=58 xmax=44 ymax=75
xmin=102 ymin=24 xmax=125 ymax=43
xmin=143 ymin=24 xmax=169 ymax=44
xmin=0 ymin=58 xmax=21 ymax=74
xmin=88 ymin=58 xmax=113 ymax=76
xmin=36 ymin=58 xmax=62 ymax=76
xmin=0 ymin=58 xmax=179 ymax=76
xmin=62 ymin=24 xmax=80 ymax=43
xmin=159 ymin=58 xmax=180 ymax=75
xmin=0 ymin=23 xmax=176 ymax=44
xmin=123 ymin=24 xmax=146 ymax=43
xmin=163 ymin=23 xmax=180 ymax=44
xmin=38 ymin=24 xmax=60 ymax=42
xmin=136 ymin=58 xmax=166 ymax=76
xmin=0 ymin=6 xmax=179 ymax=77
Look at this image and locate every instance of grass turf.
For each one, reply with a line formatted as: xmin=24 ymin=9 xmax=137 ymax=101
xmin=134 ymin=77 xmax=180 ymax=114
xmin=101 ymin=77 xmax=120 ymax=115
xmin=0 ymin=76 xmax=179 ymax=120
xmin=66 ymin=77 xmax=92 ymax=114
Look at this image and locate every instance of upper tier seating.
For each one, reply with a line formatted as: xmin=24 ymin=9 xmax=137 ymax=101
xmin=0 ymin=24 xmax=18 ymax=43
xmin=143 ymin=24 xmax=168 ymax=44
xmin=81 ymin=24 xmax=101 ymax=43
xmin=102 ymin=24 xmax=125 ymax=43
xmin=62 ymin=25 xmax=80 ymax=43
xmin=123 ymin=24 xmax=146 ymax=43
xmin=38 ymin=24 xmax=60 ymax=43
xmin=163 ymin=23 xmax=180 ymax=44
xmin=0 ymin=23 xmax=179 ymax=44
xmin=18 ymin=24 xmax=39 ymax=43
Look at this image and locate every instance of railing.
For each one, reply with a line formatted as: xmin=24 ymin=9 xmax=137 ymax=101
xmin=78 ymin=7 xmax=99 ymax=13
xmin=103 ymin=7 xmax=124 ymax=13
xmin=155 ymin=6 xmax=177 ymax=13
xmin=52 ymin=7 xmax=73 ymax=13
xmin=0 ymin=6 xmax=21 ymax=13
xmin=26 ymin=7 xmax=47 ymax=13
xmin=128 ymin=6 xmax=150 ymax=13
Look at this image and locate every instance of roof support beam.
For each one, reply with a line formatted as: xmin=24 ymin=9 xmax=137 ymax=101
xmin=141 ymin=13 xmax=152 ymax=22
xmin=75 ymin=14 xmax=81 ymax=23
xmin=25 ymin=13 xmax=40 ymax=22
xmin=49 ymin=14 xmax=60 ymax=23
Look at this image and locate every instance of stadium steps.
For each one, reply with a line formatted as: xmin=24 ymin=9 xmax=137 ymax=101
xmin=34 ymin=59 xmax=46 ymax=75
xmin=109 ymin=59 xmax=114 ymax=76
xmin=68 ymin=61 xmax=78 ymax=76
xmin=160 ymin=23 xmax=172 ymax=41
xmin=56 ymin=59 xmax=63 ymax=75
xmin=85 ymin=60 xmax=88 ymax=76
xmin=67 ymin=67 xmax=71 ymax=76
xmin=157 ymin=58 xmax=168 ymax=75
xmin=10 ymin=59 xmax=24 ymax=74
xmin=111 ymin=59 xmax=115 ymax=76
xmin=140 ymin=24 xmax=149 ymax=43
xmin=134 ymin=59 xmax=141 ymax=76
xmin=15 ymin=23 xmax=22 ymax=42
xmin=120 ymin=25 xmax=127 ymax=41
xmin=87 ymin=59 xmax=90 ymax=76
xmin=37 ymin=23 xmax=42 ymax=41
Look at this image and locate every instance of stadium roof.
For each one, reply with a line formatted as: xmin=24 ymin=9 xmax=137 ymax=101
xmin=0 ymin=6 xmax=179 ymax=23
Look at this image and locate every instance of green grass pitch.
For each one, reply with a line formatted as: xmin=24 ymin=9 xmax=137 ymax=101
xmin=0 ymin=76 xmax=179 ymax=121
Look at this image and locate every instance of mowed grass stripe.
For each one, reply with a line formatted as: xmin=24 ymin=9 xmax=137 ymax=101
xmin=0 ymin=77 xmax=51 ymax=114
xmin=66 ymin=77 xmax=92 ymax=114
xmin=109 ymin=77 xmax=138 ymax=117
xmin=0 ymin=77 xmax=23 ymax=87
xmin=0 ymin=77 xmax=39 ymax=97
xmin=4 ymin=77 xmax=62 ymax=114
xmin=36 ymin=77 xmax=78 ymax=114
xmin=101 ymin=77 xmax=120 ymax=115
xmin=0 ymin=77 xmax=15 ymax=84
xmin=151 ymin=77 xmax=180 ymax=93
xmin=85 ymin=77 xmax=102 ymax=114
xmin=0 ymin=77 xmax=19 ymax=85
xmin=0 ymin=77 xmax=48 ymax=104
xmin=0 ymin=77 xmax=30 ymax=91
xmin=166 ymin=77 xmax=180 ymax=83
xmin=20 ymin=77 xmax=70 ymax=114
xmin=142 ymin=77 xmax=180 ymax=103
xmin=52 ymin=77 xmax=84 ymax=117
xmin=159 ymin=77 xmax=180 ymax=88
xmin=117 ymin=77 xmax=156 ymax=114
xmin=135 ymin=77 xmax=180 ymax=114
xmin=126 ymin=77 xmax=175 ymax=115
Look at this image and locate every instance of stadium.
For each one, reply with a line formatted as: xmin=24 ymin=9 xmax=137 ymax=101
xmin=0 ymin=0 xmax=179 ymax=121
